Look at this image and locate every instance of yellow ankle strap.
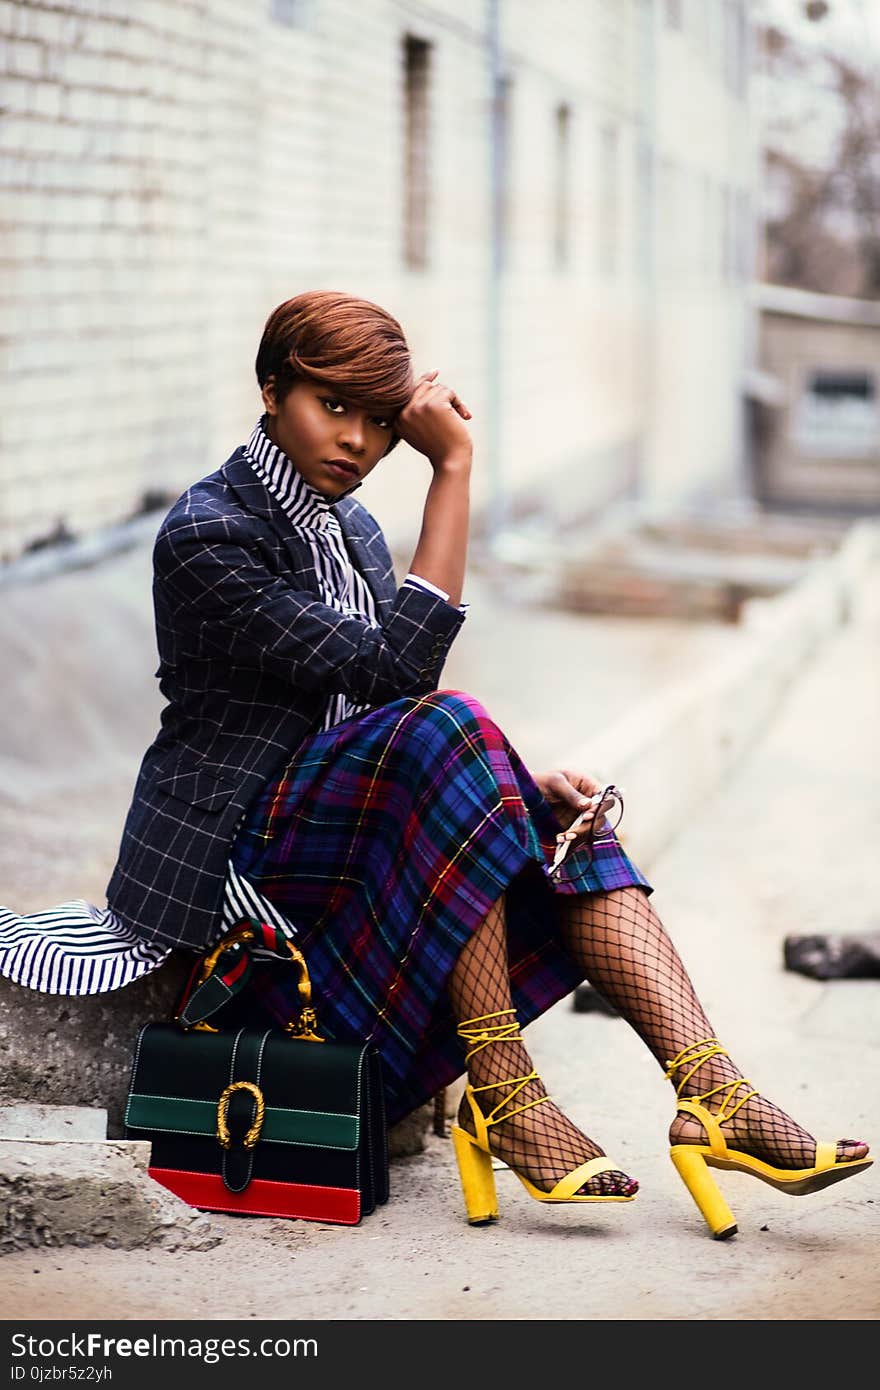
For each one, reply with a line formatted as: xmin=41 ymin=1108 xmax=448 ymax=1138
xmin=664 ymin=1039 xmax=728 ymax=1094
xmin=456 ymin=1009 xmax=522 ymax=1065
xmin=456 ymin=1009 xmax=550 ymax=1129
xmin=664 ymin=1038 xmax=757 ymax=1125
xmin=470 ymin=1071 xmax=550 ymax=1128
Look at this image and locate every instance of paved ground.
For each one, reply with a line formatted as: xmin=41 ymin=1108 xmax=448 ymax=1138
xmin=0 ymin=543 xmax=878 ymax=1321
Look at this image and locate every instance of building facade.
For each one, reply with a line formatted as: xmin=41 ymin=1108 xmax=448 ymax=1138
xmin=0 ymin=0 xmax=757 ymax=564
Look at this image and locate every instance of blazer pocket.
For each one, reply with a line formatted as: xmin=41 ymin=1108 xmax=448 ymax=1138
xmin=155 ymin=757 xmax=238 ymax=813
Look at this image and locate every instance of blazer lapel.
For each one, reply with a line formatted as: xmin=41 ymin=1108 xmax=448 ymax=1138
xmin=221 ymin=449 xmax=320 ymax=583
xmin=222 ymin=448 xmax=291 ymax=540
xmin=221 ymin=449 xmax=394 ymax=618
xmin=335 ymin=501 xmax=395 ymax=619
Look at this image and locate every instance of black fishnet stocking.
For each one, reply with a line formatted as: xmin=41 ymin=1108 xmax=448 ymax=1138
xmin=448 ymin=893 xmax=638 ymax=1197
xmin=557 ymin=887 xmax=869 ymax=1168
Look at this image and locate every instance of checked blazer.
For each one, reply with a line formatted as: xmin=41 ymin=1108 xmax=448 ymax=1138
xmin=106 ymin=447 xmax=466 ymax=952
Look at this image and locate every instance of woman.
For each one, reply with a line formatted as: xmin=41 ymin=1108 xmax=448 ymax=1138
xmin=0 ymin=291 xmax=871 ymax=1237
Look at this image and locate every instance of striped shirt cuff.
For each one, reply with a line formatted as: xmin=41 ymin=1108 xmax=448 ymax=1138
xmin=404 ymin=572 xmax=470 ymax=615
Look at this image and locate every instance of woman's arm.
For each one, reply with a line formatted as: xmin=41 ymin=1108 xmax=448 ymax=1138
xmin=156 ymin=524 xmax=465 ymax=706
xmin=398 ymin=371 xmax=473 ymax=609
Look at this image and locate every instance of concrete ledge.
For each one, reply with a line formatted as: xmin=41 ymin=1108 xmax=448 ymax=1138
xmin=0 ymin=1104 xmax=108 ymax=1141
xmin=0 ymin=954 xmax=193 ymax=1139
xmin=0 ymin=510 xmax=166 ymax=591
xmin=0 ymin=1138 xmax=221 ymax=1254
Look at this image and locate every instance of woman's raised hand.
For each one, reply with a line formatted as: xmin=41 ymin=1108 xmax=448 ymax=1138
xmin=396 ymin=370 xmax=473 ymax=470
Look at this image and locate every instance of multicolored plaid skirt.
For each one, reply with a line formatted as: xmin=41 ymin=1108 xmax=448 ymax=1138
xmin=230 ymin=689 xmax=652 ymax=1127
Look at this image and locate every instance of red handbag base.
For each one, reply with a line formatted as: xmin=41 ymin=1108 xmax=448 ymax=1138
xmin=149 ymin=1166 xmax=362 ymax=1225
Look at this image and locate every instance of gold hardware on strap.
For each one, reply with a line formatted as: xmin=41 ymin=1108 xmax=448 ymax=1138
xmin=216 ymin=1080 xmax=265 ymax=1150
xmin=280 ymin=943 xmax=325 ymax=1042
xmin=178 ymin=923 xmax=325 ymax=1042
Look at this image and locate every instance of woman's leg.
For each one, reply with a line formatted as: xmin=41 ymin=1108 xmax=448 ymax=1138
xmin=447 ymin=891 xmax=639 ymax=1197
xmin=557 ymin=886 xmax=869 ymax=1164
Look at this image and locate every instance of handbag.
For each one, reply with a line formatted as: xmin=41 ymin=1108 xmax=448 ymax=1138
xmin=124 ymin=919 xmax=389 ymax=1225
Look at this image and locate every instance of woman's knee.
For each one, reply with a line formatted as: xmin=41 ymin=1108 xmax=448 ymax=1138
xmin=394 ymin=688 xmax=502 ymax=762
xmin=423 ymin=688 xmax=496 ymax=728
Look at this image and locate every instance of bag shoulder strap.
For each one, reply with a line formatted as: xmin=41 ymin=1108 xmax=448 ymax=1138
xmin=174 ymin=918 xmax=324 ymax=1041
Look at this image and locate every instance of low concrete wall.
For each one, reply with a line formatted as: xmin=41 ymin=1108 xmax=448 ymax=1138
xmin=0 ymin=956 xmax=191 ymax=1139
xmin=575 ymin=520 xmax=880 ymax=870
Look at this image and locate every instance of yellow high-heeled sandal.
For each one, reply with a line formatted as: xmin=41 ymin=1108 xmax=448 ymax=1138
xmin=666 ymin=1038 xmax=873 ymax=1240
xmin=449 ymin=1008 xmax=637 ymax=1225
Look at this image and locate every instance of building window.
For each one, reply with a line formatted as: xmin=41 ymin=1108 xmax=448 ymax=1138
xmin=598 ymin=123 xmax=619 ymax=276
xmin=664 ymin=0 xmax=683 ymax=28
xmin=491 ymin=73 xmax=513 ymax=273
xmin=702 ymin=170 xmax=715 ymax=277
xmin=553 ymin=103 xmax=572 ymax=270
xmin=270 ymin=0 xmax=312 ymax=27
xmin=689 ymin=0 xmax=711 ymax=51
xmin=719 ymin=183 xmax=730 ymax=284
xmin=634 ymin=135 xmax=654 ymax=281
xmin=723 ymin=0 xmax=748 ymax=97
xmin=658 ymin=156 xmax=678 ymax=278
xmin=792 ymin=371 xmax=880 ymax=457
xmin=736 ymin=188 xmax=753 ymax=282
xmin=726 ymin=185 xmax=751 ymax=284
xmin=403 ymin=35 xmax=431 ymax=270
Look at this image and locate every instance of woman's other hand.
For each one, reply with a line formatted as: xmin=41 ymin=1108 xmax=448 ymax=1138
xmin=533 ymin=768 xmax=604 ymax=845
xmin=396 ymin=370 xmax=473 ymax=469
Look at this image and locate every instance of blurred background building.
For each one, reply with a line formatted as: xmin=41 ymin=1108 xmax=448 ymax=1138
xmin=750 ymin=0 xmax=880 ymax=510
xmin=0 ymin=0 xmax=757 ymax=566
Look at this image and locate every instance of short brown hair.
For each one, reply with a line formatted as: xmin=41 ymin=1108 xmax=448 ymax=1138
xmin=255 ymin=290 xmax=414 ymax=454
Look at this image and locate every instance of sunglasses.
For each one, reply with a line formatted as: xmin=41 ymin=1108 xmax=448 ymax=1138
xmin=549 ymin=784 xmax=624 ymax=879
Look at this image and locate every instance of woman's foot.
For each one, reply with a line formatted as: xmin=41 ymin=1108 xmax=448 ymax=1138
xmin=669 ymin=1058 xmax=870 ymax=1170
xmin=458 ymin=1075 xmax=639 ymax=1198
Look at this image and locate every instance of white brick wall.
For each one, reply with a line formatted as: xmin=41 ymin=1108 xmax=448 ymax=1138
xmin=0 ymin=0 xmax=757 ymax=564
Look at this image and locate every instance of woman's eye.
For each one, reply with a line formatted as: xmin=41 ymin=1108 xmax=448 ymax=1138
xmin=321 ymin=397 xmax=391 ymax=429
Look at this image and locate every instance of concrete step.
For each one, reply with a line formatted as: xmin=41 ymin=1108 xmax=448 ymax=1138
xmin=0 ymin=1104 xmax=108 ymax=1141
xmin=550 ymin=507 xmax=850 ymax=621
xmin=0 ymin=1137 xmax=221 ymax=1254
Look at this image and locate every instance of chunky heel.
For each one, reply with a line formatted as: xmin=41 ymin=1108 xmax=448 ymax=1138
xmin=670 ymin=1147 xmax=737 ymax=1240
xmin=665 ymin=1039 xmax=871 ymax=1240
xmin=451 ymin=1009 xmax=636 ymax=1223
xmin=451 ymin=1123 xmax=499 ymax=1225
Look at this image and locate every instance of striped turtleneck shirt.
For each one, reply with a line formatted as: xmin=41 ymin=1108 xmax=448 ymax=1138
xmin=245 ymin=416 xmax=468 ymax=733
xmin=0 ymin=419 xmax=469 ymax=995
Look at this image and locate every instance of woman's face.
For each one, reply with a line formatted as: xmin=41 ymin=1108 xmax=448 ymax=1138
xmin=261 ymin=379 xmax=395 ymax=497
